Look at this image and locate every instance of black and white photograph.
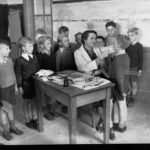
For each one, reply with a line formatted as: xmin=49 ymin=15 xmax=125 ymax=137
xmin=0 ymin=0 xmax=149 ymax=145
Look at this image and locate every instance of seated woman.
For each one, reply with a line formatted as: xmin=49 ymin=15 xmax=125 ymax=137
xmin=74 ymin=30 xmax=104 ymax=75
xmin=74 ymin=30 xmax=116 ymax=140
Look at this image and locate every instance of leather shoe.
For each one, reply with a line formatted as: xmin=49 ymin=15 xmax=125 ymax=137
xmin=3 ymin=131 xmax=13 ymax=141
xmin=96 ymin=125 xmax=104 ymax=133
xmin=114 ymin=125 xmax=127 ymax=132
xmin=109 ymin=127 xmax=116 ymax=140
xmin=44 ymin=113 xmax=55 ymax=121
xmin=10 ymin=127 xmax=24 ymax=135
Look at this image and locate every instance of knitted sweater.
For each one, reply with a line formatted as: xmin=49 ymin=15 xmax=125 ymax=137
xmin=0 ymin=58 xmax=16 ymax=88
xmin=126 ymin=42 xmax=143 ymax=70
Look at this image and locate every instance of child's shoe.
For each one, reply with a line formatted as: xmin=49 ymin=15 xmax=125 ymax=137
xmin=2 ymin=131 xmax=13 ymax=141
xmin=10 ymin=127 xmax=24 ymax=135
xmin=114 ymin=125 xmax=127 ymax=132
xmin=25 ymin=121 xmax=34 ymax=129
xmin=109 ymin=127 xmax=116 ymax=140
xmin=30 ymin=119 xmax=39 ymax=130
xmin=44 ymin=113 xmax=55 ymax=121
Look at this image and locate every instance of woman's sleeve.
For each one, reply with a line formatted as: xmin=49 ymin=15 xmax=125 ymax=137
xmin=74 ymin=50 xmax=97 ymax=73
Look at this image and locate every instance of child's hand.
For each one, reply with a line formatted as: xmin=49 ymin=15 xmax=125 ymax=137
xmin=15 ymin=86 xmax=18 ymax=95
xmin=122 ymin=93 xmax=126 ymax=98
xmin=138 ymin=70 xmax=142 ymax=76
xmin=18 ymin=87 xmax=24 ymax=95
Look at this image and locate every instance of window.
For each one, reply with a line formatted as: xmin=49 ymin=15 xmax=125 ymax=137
xmin=34 ymin=0 xmax=53 ymax=40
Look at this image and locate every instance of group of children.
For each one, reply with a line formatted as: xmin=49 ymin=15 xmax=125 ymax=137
xmin=0 ymin=21 xmax=143 ymax=142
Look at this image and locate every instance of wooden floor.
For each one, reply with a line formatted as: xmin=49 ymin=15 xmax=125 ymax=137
xmin=0 ymin=91 xmax=150 ymax=145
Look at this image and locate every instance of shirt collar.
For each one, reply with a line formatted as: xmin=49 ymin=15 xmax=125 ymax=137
xmin=21 ymin=53 xmax=33 ymax=61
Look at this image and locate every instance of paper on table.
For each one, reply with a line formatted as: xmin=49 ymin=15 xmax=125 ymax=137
xmin=36 ymin=69 xmax=54 ymax=77
xmin=71 ymin=77 xmax=110 ymax=90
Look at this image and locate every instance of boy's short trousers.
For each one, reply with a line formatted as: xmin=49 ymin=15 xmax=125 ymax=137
xmin=110 ymin=78 xmax=126 ymax=102
xmin=0 ymin=84 xmax=16 ymax=105
xmin=129 ymin=68 xmax=139 ymax=82
xmin=1 ymin=101 xmax=13 ymax=113
xmin=22 ymin=80 xmax=35 ymax=99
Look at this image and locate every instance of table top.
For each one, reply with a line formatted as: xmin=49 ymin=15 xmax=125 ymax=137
xmin=33 ymin=70 xmax=114 ymax=98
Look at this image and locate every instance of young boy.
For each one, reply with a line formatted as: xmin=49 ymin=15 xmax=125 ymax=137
xmin=37 ymin=35 xmax=57 ymax=120
xmin=105 ymin=21 xmax=118 ymax=46
xmin=126 ymin=27 xmax=143 ymax=107
xmin=106 ymin=35 xmax=130 ymax=133
xmin=33 ymin=28 xmax=47 ymax=55
xmin=0 ymin=40 xmax=23 ymax=141
xmin=52 ymin=26 xmax=69 ymax=54
xmin=15 ymin=37 xmax=39 ymax=130
xmin=56 ymin=36 xmax=76 ymax=71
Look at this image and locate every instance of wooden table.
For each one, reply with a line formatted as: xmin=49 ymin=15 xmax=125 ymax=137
xmin=34 ymin=71 xmax=114 ymax=144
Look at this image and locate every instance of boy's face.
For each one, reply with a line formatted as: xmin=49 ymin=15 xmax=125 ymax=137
xmin=96 ymin=38 xmax=105 ymax=48
xmin=106 ymin=26 xmax=116 ymax=37
xmin=59 ymin=31 xmax=69 ymax=40
xmin=60 ymin=37 xmax=69 ymax=48
xmin=84 ymin=33 xmax=96 ymax=48
xmin=43 ymin=39 xmax=51 ymax=51
xmin=22 ymin=43 xmax=33 ymax=54
xmin=75 ymin=34 xmax=82 ymax=45
xmin=128 ymin=32 xmax=138 ymax=43
xmin=0 ymin=44 xmax=11 ymax=57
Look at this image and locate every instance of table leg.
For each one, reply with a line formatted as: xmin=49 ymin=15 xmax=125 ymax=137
xmin=103 ymin=88 xmax=111 ymax=144
xmin=68 ymin=99 xmax=77 ymax=144
xmin=35 ymin=81 xmax=44 ymax=132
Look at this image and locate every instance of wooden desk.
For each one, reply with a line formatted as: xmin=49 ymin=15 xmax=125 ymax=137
xmin=34 ymin=71 xmax=114 ymax=144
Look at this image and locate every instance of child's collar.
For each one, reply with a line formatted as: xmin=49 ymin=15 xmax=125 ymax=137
xmin=131 ymin=41 xmax=138 ymax=45
xmin=0 ymin=57 xmax=9 ymax=64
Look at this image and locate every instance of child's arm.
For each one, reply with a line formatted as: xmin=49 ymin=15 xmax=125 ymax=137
xmin=14 ymin=58 xmax=24 ymax=95
xmin=138 ymin=44 xmax=143 ymax=76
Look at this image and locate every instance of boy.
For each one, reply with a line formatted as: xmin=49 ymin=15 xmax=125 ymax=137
xmin=73 ymin=32 xmax=82 ymax=51
xmin=56 ymin=36 xmax=76 ymax=71
xmin=15 ymin=37 xmax=39 ymax=130
xmin=33 ymin=28 xmax=47 ymax=55
xmin=107 ymin=35 xmax=130 ymax=133
xmin=105 ymin=21 xmax=118 ymax=46
xmin=0 ymin=40 xmax=23 ymax=140
xmin=126 ymin=27 xmax=143 ymax=107
xmin=37 ymin=35 xmax=57 ymax=120
xmin=52 ymin=26 xmax=69 ymax=54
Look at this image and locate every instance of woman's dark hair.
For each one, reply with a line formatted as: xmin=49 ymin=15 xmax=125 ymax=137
xmin=82 ymin=30 xmax=97 ymax=44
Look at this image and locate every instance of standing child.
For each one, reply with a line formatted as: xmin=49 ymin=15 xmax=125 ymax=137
xmin=15 ymin=37 xmax=39 ymax=130
xmin=107 ymin=35 xmax=130 ymax=133
xmin=33 ymin=28 xmax=47 ymax=55
xmin=56 ymin=36 xmax=76 ymax=72
xmin=37 ymin=36 xmax=57 ymax=120
xmin=126 ymin=27 xmax=143 ymax=107
xmin=0 ymin=40 xmax=23 ymax=141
